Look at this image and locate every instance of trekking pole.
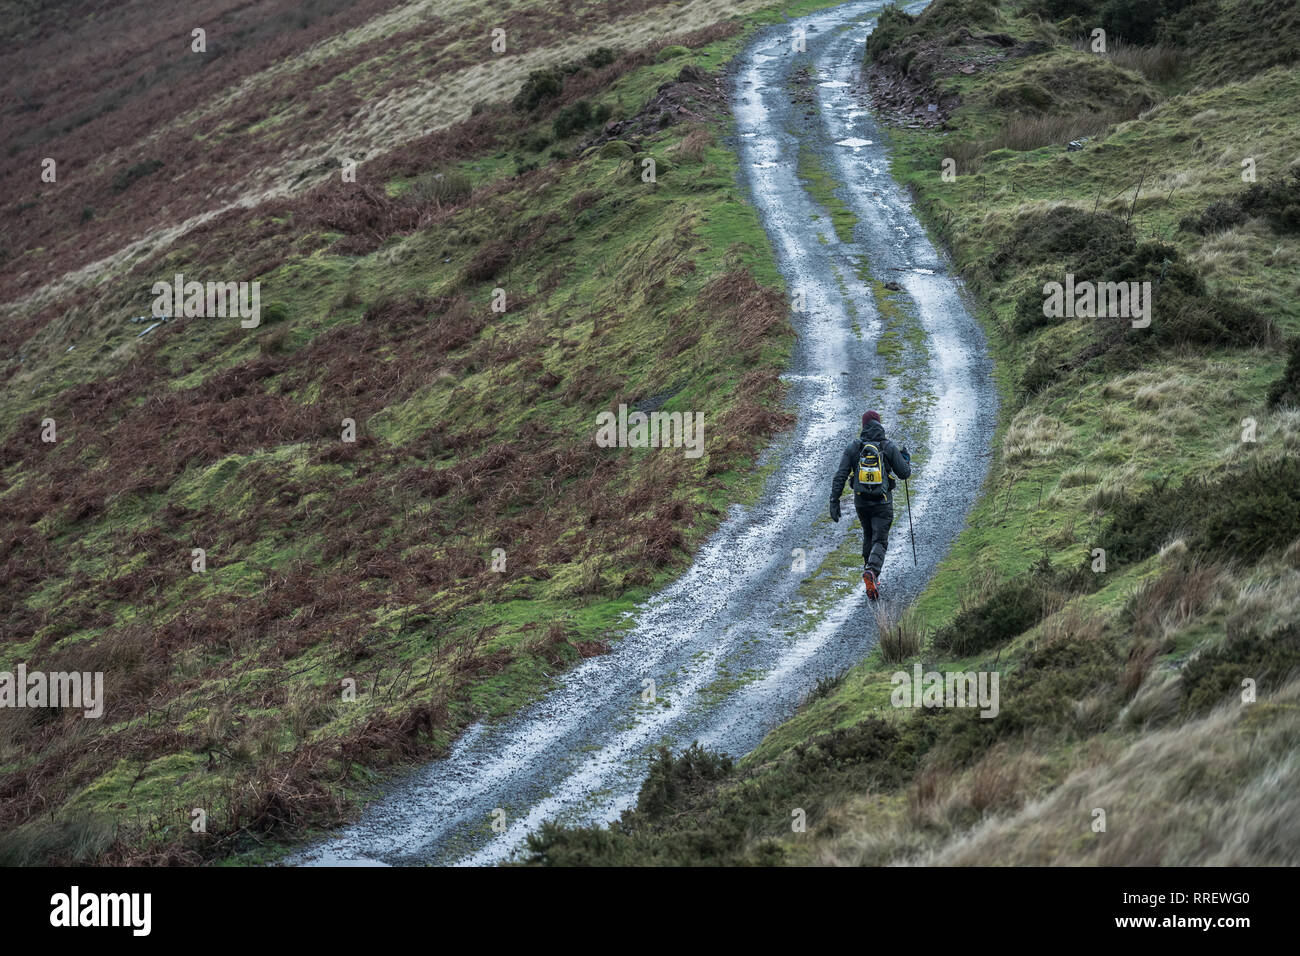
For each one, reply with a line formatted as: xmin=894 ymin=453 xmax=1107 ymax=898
xmin=904 ymin=477 xmax=917 ymax=567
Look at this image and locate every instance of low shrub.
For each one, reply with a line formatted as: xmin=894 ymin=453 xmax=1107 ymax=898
xmin=1180 ymin=169 xmax=1300 ymax=236
xmin=634 ymin=743 xmax=733 ymax=820
xmin=585 ymin=47 xmax=619 ymax=68
xmin=552 ymin=99 xmax=612 ymax=138
xmin=866 ymin=4 xmax=918 ymax=61
xmin=1100 ymin=458 xmax=1300 ymax=565
xmin=260 ymin=301 xmax=290 ymax=325
xmin=1178 ymin=198 xmax=1248 ymax=235
xmin=1099 ymin=0 xmax=1163 ymax=45
xmin=1003 ymin=208 xmax=1275 ymax=390
xmin=654 ymin=45 xmax=690 ymax=63
xmin=990 ymin=208 xmax=1133 ymax=281
xmin=933 ymin=557 xmax=1065 ymax=656
xmin=1267 ymin=337 xmax=1300 ymax=408
xmin=1019 ymin=348 xmax=1064 ymax=395
xmin=259 ymin=325 xmax=293 ymax=355
xmin=519 ymin=131 xmax=551 ymax=153
xmin=111 ymin=158 xmax=163 ymax=192
xmin=1181 ymin=621 xmax=1300 ymax=715
xmin=512 ymin=69 xmax=563 ymax=112
xmin=462 ymin=241 xmax=512 ymax=283
xmin=917 ymin=0 xmax=999 ymax=32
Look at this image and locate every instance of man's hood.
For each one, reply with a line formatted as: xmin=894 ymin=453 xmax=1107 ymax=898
xmin=859 ymin=420 xmax=886 ymax=442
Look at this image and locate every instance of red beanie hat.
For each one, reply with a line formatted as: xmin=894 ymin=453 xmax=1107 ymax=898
xmin=862 ymin=410 xmax=881 ymax=427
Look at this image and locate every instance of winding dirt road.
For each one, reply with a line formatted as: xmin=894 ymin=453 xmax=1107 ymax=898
xmin=290 ymin=0 xmax=996 ymax=867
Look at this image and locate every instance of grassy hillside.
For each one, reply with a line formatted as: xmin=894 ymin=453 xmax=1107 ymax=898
xmin=524 ymin=0 xmax=1300 ymax=865
xmin=0 ymin=0 xmax=852 ymax=864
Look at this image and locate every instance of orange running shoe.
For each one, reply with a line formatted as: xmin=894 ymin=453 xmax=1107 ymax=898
xmin=863 ymin=568 xmax=879 ymax=601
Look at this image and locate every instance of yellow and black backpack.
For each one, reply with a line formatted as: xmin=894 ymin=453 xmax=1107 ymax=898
xmin=855 ymin=441 xmax=887 ymax=500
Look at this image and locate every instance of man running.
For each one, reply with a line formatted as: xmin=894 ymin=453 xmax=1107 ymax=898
xmin=828 ymin=410 xmax=911 ymax=600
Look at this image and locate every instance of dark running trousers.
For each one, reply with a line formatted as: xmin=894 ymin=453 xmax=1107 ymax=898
xmin=854 ymin=498 xmax=894 ymax=575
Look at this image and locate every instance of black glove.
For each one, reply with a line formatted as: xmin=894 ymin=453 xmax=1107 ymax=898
xmin=829 ymin=497 xmax=841 ymax=522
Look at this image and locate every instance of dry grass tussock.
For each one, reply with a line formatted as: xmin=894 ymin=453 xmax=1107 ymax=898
xmin=1221 ymin=406 xmax=1300 ymax=466
xmin=872 ymin=604 xmax=927 ymax=663
xmin=1062 ymin=36 xmax=1182 ymax=83
xmin=1106 ymin=42 xmax=1182 ymax=84
xmin=1128 ymin=558 xmax=1229 ymax=645
xmin=907 ymin=744 xmax=1040 ymax=829
xmin=948 ymin=109 xmax=1138 ymax=172
xmin=1002 ymin=411 xmax=1069 ymax=465
xmin=669 ymin=124 xmax=715 ymax=163
xmin=817 ymin=743 xmax=1052 ymax=866
xmin=1221 ymin=564 xmax=1300 ymax=643
xmin=904 ymin=677 xmax=1300 ymax=865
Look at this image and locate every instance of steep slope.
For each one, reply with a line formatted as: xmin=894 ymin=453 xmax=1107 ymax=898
xmin=0 ymin=0 xmax=810 ymax=864
xmin=524 ymin=0 xmax=1300 ymax=865
xmin=290 ymin=0 xmax=995 ymax=866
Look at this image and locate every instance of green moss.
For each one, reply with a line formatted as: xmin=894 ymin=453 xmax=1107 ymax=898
xmin=654 ymin=45 xmax=691 ymax=63
xmin=795 ymin=143 xmax=857 ymax=244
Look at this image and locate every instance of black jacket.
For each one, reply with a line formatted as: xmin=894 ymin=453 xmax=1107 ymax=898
xmin=830 ymin=421 xmax=911 ymax=505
